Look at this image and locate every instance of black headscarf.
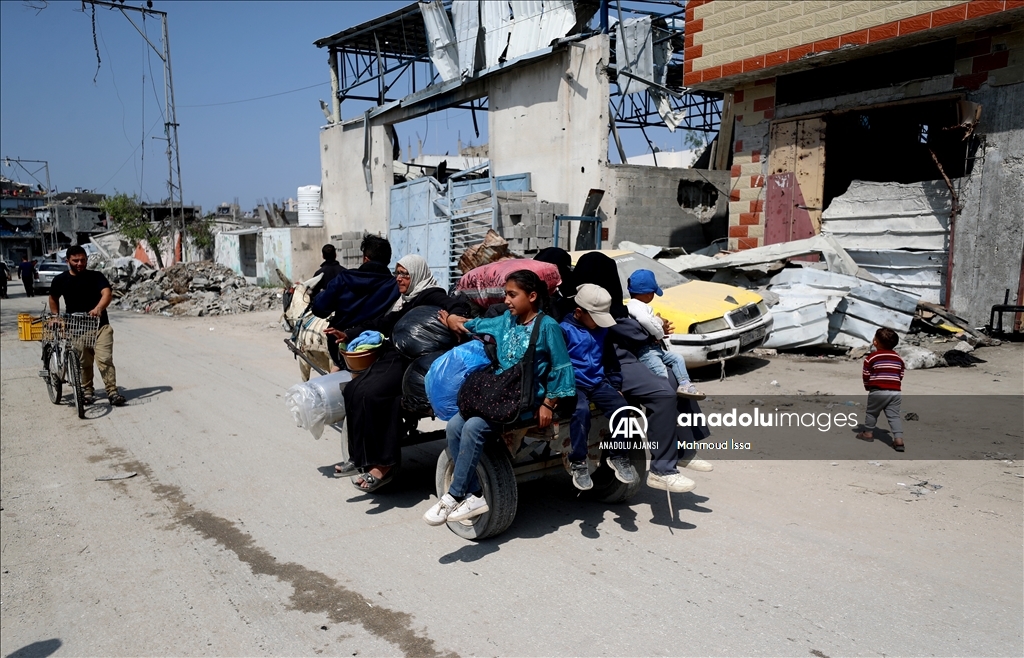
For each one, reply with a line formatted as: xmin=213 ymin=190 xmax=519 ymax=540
xmin=533 ymin=247 xmax=575 ymax=297
xmin=573 ymin=251 xmax=627 ymax=319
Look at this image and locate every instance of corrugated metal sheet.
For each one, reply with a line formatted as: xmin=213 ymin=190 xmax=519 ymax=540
xmin=614 ymin=16 xmax=653 ymax=95
xmin=420 ymin=0 xmax=460 ymax=83
xmin=822 ymin=180 xmax=951 ymax=303
xmin=481 ymin=0 xmax=512 ymax=67
xmin=452 ymin=0 xmax=481 ymax=80
xmin=768 ymin=266 xmax=919 ymax=349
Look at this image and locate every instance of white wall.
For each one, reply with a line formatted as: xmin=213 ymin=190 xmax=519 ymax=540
xmin=320 ymin=120 xmax=393 ymax=241
xmin=488 ymin=34 xmax=611 ymax=241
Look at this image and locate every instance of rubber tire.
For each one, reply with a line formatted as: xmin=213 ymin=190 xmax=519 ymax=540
xmin=67 ymin=349 xmax=85 ymax=419
xmin=585 ymin=448 xmax=646 ymax=503
xmin=435 ymin=441 xmax=517 ymax=541
xmin=43 ymin=345 xmax=62 ymax=405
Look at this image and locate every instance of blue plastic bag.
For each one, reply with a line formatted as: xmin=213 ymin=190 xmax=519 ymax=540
xmin=425 ymin=340 xmax=491 ymax=421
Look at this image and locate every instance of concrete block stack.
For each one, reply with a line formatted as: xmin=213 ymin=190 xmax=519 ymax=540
xmin=490 ymin=191 xmax=570 ymax=254
xmin=331 ymin=231 xmax=370 ymax=268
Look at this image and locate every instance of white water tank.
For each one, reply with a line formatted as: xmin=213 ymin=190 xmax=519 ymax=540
xmin=297 ymin=185 xmax=324 ymax=227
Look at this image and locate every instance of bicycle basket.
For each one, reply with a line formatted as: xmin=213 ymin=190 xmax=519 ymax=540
xmin=42 ymin=313 xmax=101 ymax=348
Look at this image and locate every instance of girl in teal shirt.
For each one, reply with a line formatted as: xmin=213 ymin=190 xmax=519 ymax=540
xmin=424 ymin=270 xmax=575 ymax=527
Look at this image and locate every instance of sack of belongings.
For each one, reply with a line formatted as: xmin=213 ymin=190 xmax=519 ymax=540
xmin=456 ymin=260 xmax=561 ymax=309
xmin=285 ymin=370 xmax=352 ymax=439
xmin=424 ymin=339 xmax=492 ymax=421
xmin=401 ymin=351 xmax=445 ymax=416
xmin=391 ymin=305 xmax=458 ymax=359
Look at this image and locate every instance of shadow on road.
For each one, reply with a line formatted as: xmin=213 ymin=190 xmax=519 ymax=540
xmin=5 ymin=638 xmax=62 ymax=658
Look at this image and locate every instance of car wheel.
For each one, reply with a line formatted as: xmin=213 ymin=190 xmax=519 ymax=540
xmin=435 ymin=441 xmax=517 ymax=540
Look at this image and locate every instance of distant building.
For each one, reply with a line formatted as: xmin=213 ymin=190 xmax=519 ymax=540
xmin=0 ymin=177 xmax=47 ymax=262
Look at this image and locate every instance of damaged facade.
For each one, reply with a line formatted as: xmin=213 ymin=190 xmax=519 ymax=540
xmin=684 ymin=0 xmax=1024 ymax=327
xmin=313 ymin=0 xmax=729 ymax=288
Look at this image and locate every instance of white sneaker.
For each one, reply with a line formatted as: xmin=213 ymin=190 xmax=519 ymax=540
xmin=677 ymin=456 xmax=714 ymax=472
xmin=447 ymin=494 xmax=489 ymax=522
xmin=423 ymin=493 xmax=460 ymax=526
xmin=646 ymin=471 xmax=696 ymax=493
xmin=676 ymin=382 xmax=706 ymax=400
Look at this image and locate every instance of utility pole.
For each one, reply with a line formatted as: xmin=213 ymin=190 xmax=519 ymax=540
xmin=82 ymin=0 xmax=185 ymax=263
xmin=3 ymin=157 xmax=55 ymax=255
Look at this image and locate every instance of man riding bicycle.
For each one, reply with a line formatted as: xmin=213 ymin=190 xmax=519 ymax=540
xmin=48 ymin=245 xmax=126 ymax=406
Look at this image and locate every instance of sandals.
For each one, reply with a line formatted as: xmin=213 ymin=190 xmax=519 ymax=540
xmin=109 ymin=393 xmax=127 ymax=407
xmin=352 ymin=468 xmax=393 ymax=492
xmin=893 ymin=440 xmax=905 ymax=452
xmin=333 ymin=460 xmax=359 ymax=478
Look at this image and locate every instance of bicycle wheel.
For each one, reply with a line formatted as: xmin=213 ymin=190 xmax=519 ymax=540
xmin=67 ymin=349 xmax=86 ymax=419
xmin=43 ymin=344 xmax=63 ymax=405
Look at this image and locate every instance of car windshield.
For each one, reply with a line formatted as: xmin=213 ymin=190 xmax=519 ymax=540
xmin=611 ymin=253 xmax=689 ymax=293
xmin=39 ymin=263 xmax=69 ymax=272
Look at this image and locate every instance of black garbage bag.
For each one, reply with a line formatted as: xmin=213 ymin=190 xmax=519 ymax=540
xmin=392 ymin=305 xmax=457 ymax=359
xmin=943 ymin=349 xmax=986 ymax=367
xmin=402 ymin=350 xmax=445 ymax=416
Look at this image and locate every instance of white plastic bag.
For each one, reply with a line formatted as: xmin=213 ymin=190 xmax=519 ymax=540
xmin=285 ymin=370 xmax=352 ymax=439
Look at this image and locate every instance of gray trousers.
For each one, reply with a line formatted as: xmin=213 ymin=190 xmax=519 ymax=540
xmin=865 ymin=390 xmax=902 ymax=437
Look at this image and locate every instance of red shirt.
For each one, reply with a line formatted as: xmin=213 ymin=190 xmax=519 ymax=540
xmin=863 ymin=349 xmax=905 ymax=391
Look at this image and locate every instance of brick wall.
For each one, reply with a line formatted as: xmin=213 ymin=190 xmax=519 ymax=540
xmin=722 ymin=20 xmax=1023 ymax=252
xmin=954 ymin=21 xmax=1024 ymax=87
xmin=684 ymin=0 xmax=1023 ymax=88
xmin=726 ymin=80 xmax=775 ymax=251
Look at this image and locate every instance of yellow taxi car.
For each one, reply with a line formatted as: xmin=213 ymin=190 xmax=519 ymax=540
xmin=571 ymin=250 xmax=773 ymax=368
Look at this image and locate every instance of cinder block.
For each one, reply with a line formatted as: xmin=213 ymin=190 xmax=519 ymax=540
xmin=777 ymin=1 xmax=806 ymax=23
xmin=787 ymin=11 xmax=817 ymax=34
xmin=883 ymin=4 xmax=919 ymax=24
xmin=813 ymin=5 xmax=844 ymax=28
xmin=536 ymin=224 xmax=552 ymax=238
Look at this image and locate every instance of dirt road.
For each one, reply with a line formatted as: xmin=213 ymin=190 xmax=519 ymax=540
xmin=2 ymin=290 xmax=1021 ymax=657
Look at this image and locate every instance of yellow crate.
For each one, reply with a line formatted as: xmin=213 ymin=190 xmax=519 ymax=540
xmin=17 ymin=313 xmax=42 ymax=341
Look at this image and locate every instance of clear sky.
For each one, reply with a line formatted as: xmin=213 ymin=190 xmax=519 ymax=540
xmin=1 ymin=0 xmax=695 ymax=214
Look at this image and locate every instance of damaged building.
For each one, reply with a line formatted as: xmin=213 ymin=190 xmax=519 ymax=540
xmin=313 ymin=0 xmax=731 ymax=287
xmin=683 ymin=0 xmax=1024 ymax=328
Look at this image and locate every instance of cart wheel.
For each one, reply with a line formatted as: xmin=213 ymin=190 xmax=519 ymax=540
xmin=435 ymin=441 xmax=517 ymax=541
xmin=67 ymin=349 xmax=86 ymax=419
xmin=586 ymin=448 xmax=646 ymax=503
xmin=43 ymin=345 xmax=62 ymax=405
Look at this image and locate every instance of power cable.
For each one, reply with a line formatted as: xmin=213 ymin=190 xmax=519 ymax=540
xmin=180 ymin=82 xmax=329 ymax=108
xmin=94 ymin=115 xmax=163 ymax=193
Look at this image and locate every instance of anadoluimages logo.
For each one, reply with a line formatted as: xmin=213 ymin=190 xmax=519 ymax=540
xmin=609 ymin=406 xmax=648 ymax=440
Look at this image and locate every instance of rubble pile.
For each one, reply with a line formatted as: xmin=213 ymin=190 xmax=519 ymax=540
xmin=101 ymin=260 xmax=281 ymax=317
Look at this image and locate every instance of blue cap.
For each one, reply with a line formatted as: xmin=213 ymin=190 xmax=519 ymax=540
xmin=627 ymin=269 xmax=663 ymax=296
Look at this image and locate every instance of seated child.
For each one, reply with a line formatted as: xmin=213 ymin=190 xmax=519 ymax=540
xmin=626 ymin=269 xmax=705 ymax=400
xmin=559 ymin=284 xmax=638 ymax=491
xmin=857 ymin=327 xmax=906 ymax=452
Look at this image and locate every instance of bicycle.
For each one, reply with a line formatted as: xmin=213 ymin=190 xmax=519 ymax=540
xmin=40 ymin=312 xmax=100 ymax=419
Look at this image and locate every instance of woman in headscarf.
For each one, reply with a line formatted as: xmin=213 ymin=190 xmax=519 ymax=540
xmin=572 ymin=251 xmax=627 ymax=319
xmin=336 ymin=254 xmax=467 ymax=490
xmin=533 ymin=247 xmax=576 ymax=322
xmin=573 ymin=250 xmax=714 ymax=494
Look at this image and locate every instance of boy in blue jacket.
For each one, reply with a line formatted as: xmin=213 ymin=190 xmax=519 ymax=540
xmin=560 ymin=284 xmax=638 ymax=490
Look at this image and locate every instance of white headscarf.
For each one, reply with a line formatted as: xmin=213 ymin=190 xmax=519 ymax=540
xmin=391 ymin=254 xmax=440 ymax=311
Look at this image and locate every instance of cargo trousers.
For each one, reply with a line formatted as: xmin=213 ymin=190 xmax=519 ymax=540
xmin=80 ymin=324 xmax=117 ymax=396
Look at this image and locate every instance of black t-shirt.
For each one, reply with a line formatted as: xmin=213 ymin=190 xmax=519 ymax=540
xmin=50 ymin=269 xmax=112 ymax=326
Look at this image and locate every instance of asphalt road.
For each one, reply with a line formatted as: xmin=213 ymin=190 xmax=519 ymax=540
xmin=2 ymin=288 xmax=1022 ymax=657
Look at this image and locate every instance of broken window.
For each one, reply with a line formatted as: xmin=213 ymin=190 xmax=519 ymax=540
xmin=823 ymin=99 xmax=973 ymax=209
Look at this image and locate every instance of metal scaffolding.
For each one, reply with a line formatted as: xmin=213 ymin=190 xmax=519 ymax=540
xmin=314 ymin=0 xmax=722 ymax=136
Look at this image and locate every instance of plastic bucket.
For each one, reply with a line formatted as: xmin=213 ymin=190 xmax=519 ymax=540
xmin=342 ymin=348 xmax=380 ymax=373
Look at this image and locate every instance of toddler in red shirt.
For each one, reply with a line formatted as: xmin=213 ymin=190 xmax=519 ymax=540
xmin=857 ymin=327 xmax=906 ymax=451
